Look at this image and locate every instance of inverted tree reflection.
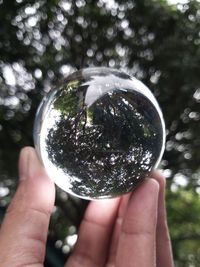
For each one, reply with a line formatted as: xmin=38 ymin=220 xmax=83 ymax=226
xmin=46 ymin=73 xmax=163 ymax=198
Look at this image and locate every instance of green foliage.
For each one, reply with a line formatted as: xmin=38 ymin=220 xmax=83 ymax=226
xmin=0 ymin=0 xmax=200 ymax=265
xmin=167 ymin=183 xmax=200 ymax=266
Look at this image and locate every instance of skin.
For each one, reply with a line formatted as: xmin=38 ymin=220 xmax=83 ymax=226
xmin=0 ymin=147 xmax=174 ymax=267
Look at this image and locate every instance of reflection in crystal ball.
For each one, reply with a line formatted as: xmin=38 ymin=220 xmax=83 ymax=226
xmin=34 ymin=67 xmax=165 ymax=200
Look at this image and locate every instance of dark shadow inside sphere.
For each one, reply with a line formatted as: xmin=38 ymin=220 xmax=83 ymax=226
xmin=37 ymin=68 xmax=165 ymax=199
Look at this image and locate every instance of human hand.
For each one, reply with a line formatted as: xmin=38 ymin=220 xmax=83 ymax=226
xmin=0 ymin=147 xmax=173 ymax=267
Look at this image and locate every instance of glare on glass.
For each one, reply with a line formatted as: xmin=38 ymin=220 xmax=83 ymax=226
xmin=34 ymin=67 xmax=165 ymax=200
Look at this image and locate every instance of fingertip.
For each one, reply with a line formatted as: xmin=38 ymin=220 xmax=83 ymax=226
xmin=19 ymin=146 xmax=49 ymax=182
xmin=19 ymin=146 xmax=35 ymax=162
xmin=126 ymin=178 xmax=159 ymax=219
xmin=132 ymin=177 xmax=159 ymax=197
xmin=18 ymin=146 xmax=55 ymax=206
xmin=151 ymin=170 xmax=166 ymax=190
xmin=147 ymin=177 xmax=160 ymax=191
xmin=19 ymin=147 xmax=33 ymax=179
xmin=146 ymin=177 xmax=159 ymax=189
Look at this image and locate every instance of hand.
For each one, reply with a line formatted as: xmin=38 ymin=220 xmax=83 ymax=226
xmin=0 ymin=147 xmax=173 ymax=267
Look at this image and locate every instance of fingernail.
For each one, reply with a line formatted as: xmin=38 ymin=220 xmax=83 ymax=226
xmin=19 ymin=147 xmax=31 ymax=181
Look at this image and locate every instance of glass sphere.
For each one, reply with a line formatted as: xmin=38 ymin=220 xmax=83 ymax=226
xmin=34 ymin=67 xmax=165 ymax=200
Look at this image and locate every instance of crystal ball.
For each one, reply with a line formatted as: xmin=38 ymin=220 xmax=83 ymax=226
xmin=34 ymin=67 xmax=165 ymax=200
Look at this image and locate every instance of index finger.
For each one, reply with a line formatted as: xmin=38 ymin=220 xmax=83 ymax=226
xmin=65 ymin=197 xmax=120 ymax=267
xmin=116 ymin=179 xmax=159 ymax=267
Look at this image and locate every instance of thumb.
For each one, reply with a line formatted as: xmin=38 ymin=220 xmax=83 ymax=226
xmin=0 ymin=147 xmax=55 ymax=267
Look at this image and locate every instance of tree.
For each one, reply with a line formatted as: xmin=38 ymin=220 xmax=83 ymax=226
xmin=0 ymin=0 xmax=200 ymax=265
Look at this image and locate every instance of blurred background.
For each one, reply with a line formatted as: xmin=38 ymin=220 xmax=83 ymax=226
xmin=0 ymin=0 xmax=200 ymax=266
